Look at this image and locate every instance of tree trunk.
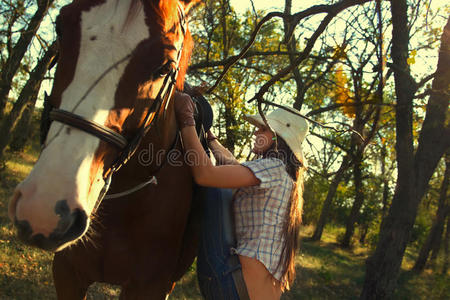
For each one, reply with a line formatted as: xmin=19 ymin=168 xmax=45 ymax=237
xmin=9 ymin=104 xmax=35 ymax=152
xmin=442 ymin=216 xmax=449 ymax=275
xmin=0 ymin=42 xmax=57 ymax=161
xmin=429 ymin=153 xmax=450 ymax=265
xmin=377 ymin=0 xmax=389 ymax=221
xmin=284 ymin=0 xmax=306 ymax=110
xmin=0 ymin=0 xmax=55 ymax=117
xmin=223 ymin=103 xmax=237 ymax=154
xmin=412 ymin=152 xmax=449 ymax=272
xmin=342 ymin=0 xmax=385 ymax=248
xmin=381 ymin=144 xmax=390 ymax=219
xmin=342 ymin=150 xmax=364 ymax=248
xmin=359 ymin=223 xmax=369 ymax=245
xmin=311 ymin=155 xmax=351 ymax=241
xmin=360 ymin=8 xmax=450 ymax=299
xmin=220 ymin=0 xmax=229 ymax=58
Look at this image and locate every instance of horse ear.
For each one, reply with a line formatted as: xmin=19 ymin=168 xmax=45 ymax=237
xmin=180 ymin=0 xmax=200 ymax=15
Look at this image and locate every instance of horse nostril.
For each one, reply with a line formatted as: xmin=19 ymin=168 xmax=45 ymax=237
xmin=14 ymin=208 xmax=88 ymax=252
xmin=50 ymin=208 xmax=88 ymax=244
xmin=15 ymin=218 xmax=33 ymax=242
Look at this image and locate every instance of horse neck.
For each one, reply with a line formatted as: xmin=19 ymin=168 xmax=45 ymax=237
xmin=149 ymin=104 xmax=178 ymax=154
xmin=130 ymin=101 xmax=178 ymax=174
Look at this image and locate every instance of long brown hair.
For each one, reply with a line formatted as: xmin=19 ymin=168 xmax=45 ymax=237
xmin=263 ymin=137 xmax=305 ymax=291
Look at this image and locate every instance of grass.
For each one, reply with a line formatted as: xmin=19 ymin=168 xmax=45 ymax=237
xmin=0 ymin=148 xmax=448 ymax=299
xmin=0 ymin=150 xmax=56 ymax=299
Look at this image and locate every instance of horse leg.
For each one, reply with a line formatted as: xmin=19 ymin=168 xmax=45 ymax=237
xmin=53 ymin=252 xmax=90 ymax=300
xmin=170 ymin=187 xmax=201 ymax=283
xmin=119 ymin=279 xmax=173 ymax=300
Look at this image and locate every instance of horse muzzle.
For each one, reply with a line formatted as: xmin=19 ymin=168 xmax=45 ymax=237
xmin=9 ymin=191 xmax=89 ymax=252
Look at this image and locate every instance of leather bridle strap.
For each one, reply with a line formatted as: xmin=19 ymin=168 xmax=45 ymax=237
xmin=49 ymin=109 xmax=128 ymax=149
xmin=48 ymin=3 xmax=187 ymax=206
xmin=104 ymin=5 xmax=186 ymax=177
xmin=104 ymin=68 xmax=176 ymax=178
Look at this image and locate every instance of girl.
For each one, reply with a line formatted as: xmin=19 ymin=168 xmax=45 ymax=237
xmin=174 ymin=92 xmax=308 ymax=300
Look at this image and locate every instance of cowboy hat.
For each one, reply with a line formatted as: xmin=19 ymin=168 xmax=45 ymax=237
xmin=244 ymin=108 xmax=308 ymax=166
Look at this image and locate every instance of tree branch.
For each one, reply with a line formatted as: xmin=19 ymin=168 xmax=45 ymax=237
xmin=309 ymin=131 xmax=350 ymax=153
xmin=189 ymin=51 xmax=332 ymax=71
xmin=205 ymin=0 xmax=371 ymax=94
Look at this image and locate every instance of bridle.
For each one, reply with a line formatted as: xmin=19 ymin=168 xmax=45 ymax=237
xmin=45 ymin=3 xmax=187 ymax=200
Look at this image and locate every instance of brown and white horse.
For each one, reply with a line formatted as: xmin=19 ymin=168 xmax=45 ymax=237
xmin=8 ymin=0 xmax=200 ymax=298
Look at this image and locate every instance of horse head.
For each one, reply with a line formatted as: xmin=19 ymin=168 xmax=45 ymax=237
xmin=8 ymin=0 xmax=198 ymax=252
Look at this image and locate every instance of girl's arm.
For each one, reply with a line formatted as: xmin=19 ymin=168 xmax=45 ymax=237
xmin=174 ymin=91 xmax=258 ymax=188
xmin=181 ymin=125 xmax=259 ymax=188
xmin=208 ymin=136 xmax=240 ymax=166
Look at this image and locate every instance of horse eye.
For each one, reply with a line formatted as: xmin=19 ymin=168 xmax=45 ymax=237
xmin=155 ymin=61 xmax=174 ymax=78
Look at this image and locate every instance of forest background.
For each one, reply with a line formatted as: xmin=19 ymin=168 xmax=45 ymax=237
xmin=0 ymin=0 xmax=449 ymax=299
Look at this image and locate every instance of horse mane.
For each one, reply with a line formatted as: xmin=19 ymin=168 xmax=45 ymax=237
xmin=127 ymin=0 xmax=193 ymax=90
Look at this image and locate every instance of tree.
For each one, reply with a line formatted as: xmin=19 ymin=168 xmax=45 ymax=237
xmin=311 ymin=154 xmax=351 ymax=241
xmin=340 ymin=0 xmax=386 ymax=247
xmin=0 ymin=41 xmax=57 ymax=162
xmin=189 ymin=0 xmax=290 ymax=157
xmin=0 ymin=0 xmax=55 ymax=117
xmin=305 ymin=0 xmax=386 ymax=243
xmin=360 ymin=0 xmax=450 ymax=295
xmin=412 ymin=152 xmax=449 ymax=273
xmin=442 ymin=216 xmax=450 ymax=274
xmin=9 ymin=101 xmax=34 ymax=151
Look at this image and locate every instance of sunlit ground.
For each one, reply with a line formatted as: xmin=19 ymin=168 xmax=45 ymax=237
xmin=0 ymin=149 xmax=448 ymax=300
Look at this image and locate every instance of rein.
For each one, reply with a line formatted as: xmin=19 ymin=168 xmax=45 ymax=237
xmin=103 ymin=131 xmax=180 ymax=200
xmin=44 ymin=4 xmax=187 ymax=202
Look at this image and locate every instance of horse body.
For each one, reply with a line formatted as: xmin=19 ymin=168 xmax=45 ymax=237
xmin=52 ymin=113 xmax=198 ymax=299
xmin=54 ymin=143 xmax=198 ymax=299
xmin=8 ymin=0 xmax=200 ymax=298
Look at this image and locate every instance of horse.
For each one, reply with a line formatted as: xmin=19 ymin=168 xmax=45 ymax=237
xmin=8 ymin=0 xmax=201 ymax=298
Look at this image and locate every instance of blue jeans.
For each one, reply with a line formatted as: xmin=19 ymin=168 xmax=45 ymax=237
xmin=196 ymin=187 xmax=241 ymax=300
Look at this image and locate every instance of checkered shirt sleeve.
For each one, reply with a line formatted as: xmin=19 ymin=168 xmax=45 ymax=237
xmin=241 ymin=157 xmax=285 ymax=189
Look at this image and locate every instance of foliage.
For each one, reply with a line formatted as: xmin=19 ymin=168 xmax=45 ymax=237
xmin=0 ymin=0 xmax=449 ymax=298
xmin=333 ymin=64 xmax=355 ymax=118
xmin=188 ymin=0 xmax=296 ymax=157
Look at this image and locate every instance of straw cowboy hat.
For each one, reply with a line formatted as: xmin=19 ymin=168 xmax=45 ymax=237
xmin=244 ymin=108 xmax=309 ymax=166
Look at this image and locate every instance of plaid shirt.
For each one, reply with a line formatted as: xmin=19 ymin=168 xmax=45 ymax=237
xmin=234 ymin=158 xmax=293 ymax=281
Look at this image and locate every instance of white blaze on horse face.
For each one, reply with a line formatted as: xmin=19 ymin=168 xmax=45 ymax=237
xmin=12 ymin=0 xmax=149 ymax=238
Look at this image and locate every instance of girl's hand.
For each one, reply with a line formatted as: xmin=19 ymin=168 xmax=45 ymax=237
xmin=174 ymin=92 xmax=196 ymax=129
xmin=206 ymin=130 xmax=218 ymax=142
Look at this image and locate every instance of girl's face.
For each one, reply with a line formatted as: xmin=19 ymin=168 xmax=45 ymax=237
xmin=251 ymin=126 xmax=275 ymax=155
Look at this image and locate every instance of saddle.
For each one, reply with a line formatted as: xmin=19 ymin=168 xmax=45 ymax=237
xmin=185 ymin=84 xmax=250 ymax=300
